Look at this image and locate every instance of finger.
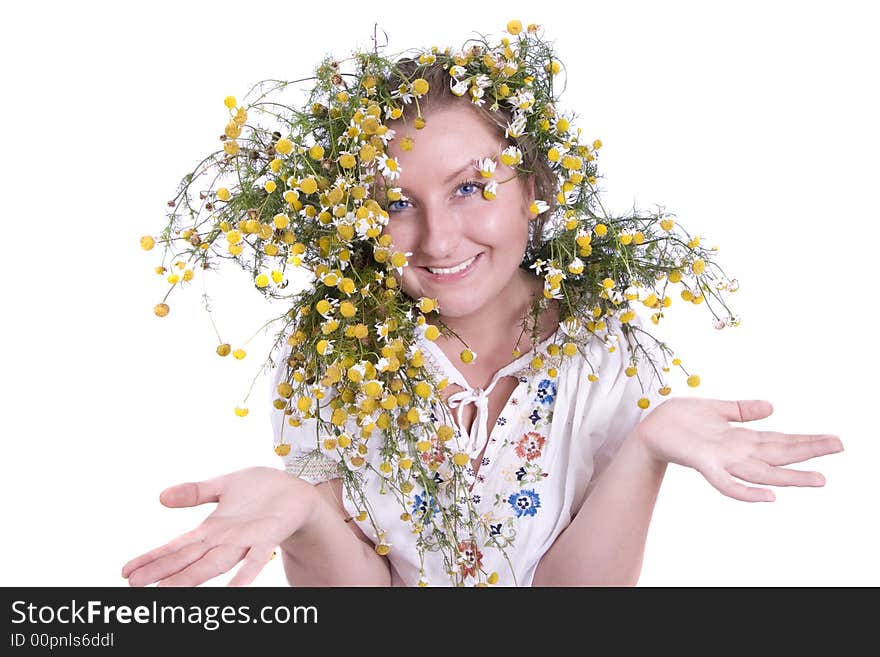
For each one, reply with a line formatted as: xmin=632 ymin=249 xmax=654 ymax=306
xmin=755 ymin=437 xmax=844 ymax=466
xmin=754 ymin=431 xmax=842 ymax=446
xmin=702 ymin=465 xmax=775 ymax=502
xmin=127 ymin=540 xmax=212 ymax=587
xmin=227 ymin=543 xmax=277 ymax=587
xmin=122 ymin=526 xmax=208 ymax=578
xmin=714 ymin=399 xmax=773 ymax=423
xmin=157 ymin=545 xmax=247 ymax=587
xmin=727 ymin=459 xmax=826 ymax=487
xmin=160 ymin=479 xmax=223 ymax=508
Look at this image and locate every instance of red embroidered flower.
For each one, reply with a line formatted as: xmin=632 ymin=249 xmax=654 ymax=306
xmin=458 ymin=539 xmax=484 ymax=579
xmin=515 ymin=432 xmax=546 ymax=461
xmin=419 ymin=435 xmax=446 ymax=466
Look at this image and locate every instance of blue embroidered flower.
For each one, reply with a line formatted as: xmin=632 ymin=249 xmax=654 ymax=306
xmin=515 ymin=466 xmax=527 ymax=481
xmin=536 ymin=379 xmax=556 ymax=405
xmin=508 ymin=489 xmax=541 ymax=517
xmin=496 ymin=416 xmax=507 ymax=426
xmin=412 ymin=493 xmax=438 ymax=522
xmin=472 ymin=494 xmax=481 ymax=505
xmin=489 ymin=523 xmax=503 ymax=536
xmin=528 ymin=409 xmax=541 ymax=425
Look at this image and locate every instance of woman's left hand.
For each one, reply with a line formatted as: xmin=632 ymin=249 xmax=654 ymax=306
xmin=635 ymin=397 xmax=844 ymax=502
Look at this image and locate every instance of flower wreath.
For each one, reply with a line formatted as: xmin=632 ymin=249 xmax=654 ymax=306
xmin=142 ymin=20 xmax=739 ymax=586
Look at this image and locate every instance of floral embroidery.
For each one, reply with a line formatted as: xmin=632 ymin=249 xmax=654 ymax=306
xmin=458 ymin=539 xmax=484 ymax=579
xmin=412 ymin=492 xmax=439 ymax=523
xmin=419 ymin=435 xmax=446 ymax=467
xmin=536 ymin=379 xmax=557 ymax=405
xmin=515 ymin=432 xmax=546 ymax=461
xmin=496 ymin=416 xmax=507 ymax=426
xmin=513 ymin=462 xmax=546 ymax=485
xmin=528 ymin=409 xmax=541 ymax=425
xmin=508 ymin=489 xmax=541 ymax=517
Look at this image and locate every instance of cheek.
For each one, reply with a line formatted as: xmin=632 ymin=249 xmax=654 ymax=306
xmin=382 ymin=220 xmax=413 ymax=250
xmin=473 ymin=203 xmax=529 ymax=252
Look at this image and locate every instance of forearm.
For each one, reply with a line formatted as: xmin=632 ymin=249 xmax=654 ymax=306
xmin=281 ymin=480 xmax=392 ymax=586
xmin=532 ymin=429 xmax=667 ymax=586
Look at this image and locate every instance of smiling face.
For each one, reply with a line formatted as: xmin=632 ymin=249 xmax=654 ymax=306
xmin=382 ymin=103 xmax=537 ymax=324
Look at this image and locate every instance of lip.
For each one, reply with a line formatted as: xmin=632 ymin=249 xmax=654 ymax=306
xmin=419 ymin=253 xmax=481 ymax=282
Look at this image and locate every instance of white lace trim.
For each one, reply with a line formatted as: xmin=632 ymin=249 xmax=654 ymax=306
xmin=285 ymin=450 xmax=339 ymax=484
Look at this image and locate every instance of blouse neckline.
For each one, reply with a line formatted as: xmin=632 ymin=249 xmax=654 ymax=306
xmin=416 ymin=329 xmax=559 ymax=458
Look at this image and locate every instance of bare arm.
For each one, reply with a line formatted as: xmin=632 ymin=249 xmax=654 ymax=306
xmin=532 ymin=397 xmax=843 ymax=587
xmin=532 ymin=431 xmax=665 ymax=586
xmin=281 ymin=478 xmax=391 ymax=586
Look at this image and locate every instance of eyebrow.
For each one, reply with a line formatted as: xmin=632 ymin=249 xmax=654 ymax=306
xmin=395 ymin=157 xmax=487 ymax=195
xmin=442 ymin=160 xmax=481 ymax=185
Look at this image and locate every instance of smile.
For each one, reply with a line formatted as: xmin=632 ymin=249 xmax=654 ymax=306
xmin=424 ymin=255 xmax=478 ymax=276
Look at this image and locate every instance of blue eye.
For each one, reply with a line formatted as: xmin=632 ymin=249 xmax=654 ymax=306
xmin=387 ymin=199 xmax=410 ymax=212
xmin=457 ymin=180 xmax=483 ymax=196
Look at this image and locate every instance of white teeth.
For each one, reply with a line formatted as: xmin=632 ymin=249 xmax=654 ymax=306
xmin=426 ymin=255 xmax=476 ymax=275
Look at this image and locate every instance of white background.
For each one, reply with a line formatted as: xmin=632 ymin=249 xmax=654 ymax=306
xmin=2 ymin=0 xmax=876 ymax=587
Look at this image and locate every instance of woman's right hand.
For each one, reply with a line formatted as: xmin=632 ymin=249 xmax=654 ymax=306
xmin=121 ymin=466 xmax=315 ymax=587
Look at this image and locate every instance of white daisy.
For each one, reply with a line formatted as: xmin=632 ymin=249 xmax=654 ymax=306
xmin=377 ymin=153 xmax=402 ymax=181
xmin=476 ymin=157 xmax=496 ymax=178
xmin=391 ymin=83 xmax=414 ymax=105
xmin=505 ymin=113 xmax=527 ymax=139
xmin=450 ymin=78 xmax=469 ymax=97
xmin=500 ymin=145 xmax=523 ymax=166
xmin=473 ymin=74 xmax=491 ymax=90
xmin=529 ymin=259 xmax=546 ymax=275
xmin=469 ymin=85 xmax=486 ymax=106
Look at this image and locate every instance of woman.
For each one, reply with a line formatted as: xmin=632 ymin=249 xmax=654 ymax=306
xmin=124 ymin=28 xmax=843 ymax=588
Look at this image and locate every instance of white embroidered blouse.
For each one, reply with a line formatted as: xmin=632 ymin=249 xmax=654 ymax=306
xmin=270 ymin=318 xmax=662 ymax=586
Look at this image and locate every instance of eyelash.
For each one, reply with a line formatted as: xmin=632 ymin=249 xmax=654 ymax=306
xmin=387 ymin=179 xmax=484 ymax=212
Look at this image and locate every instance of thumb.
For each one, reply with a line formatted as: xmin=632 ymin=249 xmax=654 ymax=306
xmin=715 ymin=399 xmax=774 ymax=423
xmin=159 ymin=479 xmax=222 ymax=508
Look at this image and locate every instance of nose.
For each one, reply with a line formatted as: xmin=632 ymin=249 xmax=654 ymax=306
xmin=417 ymin=200 xmax=462 ymax=260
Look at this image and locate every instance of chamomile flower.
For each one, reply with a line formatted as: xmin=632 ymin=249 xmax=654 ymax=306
xmin=376 ymin=127 xmax=396 ymax=145
xmin=509 ymin=89 xmax=536 ymax=111
xmin=377 ymin=153 xmax=402 ymax=181
xmin=476 ymin=157 xmax=497 ymax=178
xmin=529 ymin=200 xmax=549 ymax=216
xmin=391 ymin=83 xmax=414 ymax=104
xmin=505 ymin=113 xmax=527 ymax=138
xmin=482 ymin=180 xmax=498 ymax=200
xmin=450 ymin=78 xmax=469 ymax=96
xmin=529 ymin=259 xmax=547 ymax=275
xmin=375 ymin=321 xmax=393 ymax=342
xmin=500 ymin=146 xmax=522 ymax=166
